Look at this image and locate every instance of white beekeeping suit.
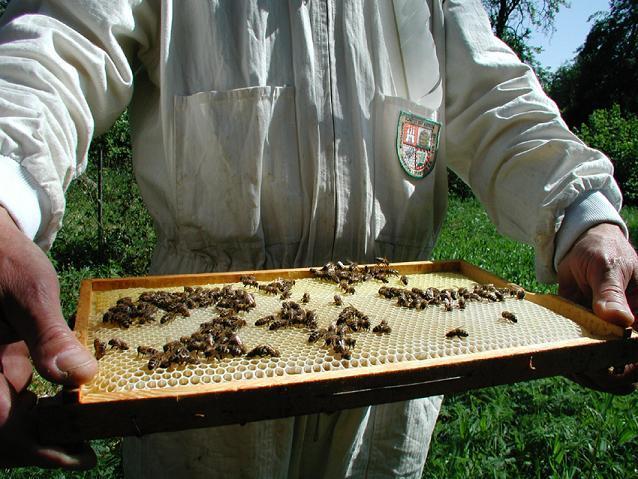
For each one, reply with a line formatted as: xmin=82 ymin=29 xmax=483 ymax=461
xmin=0 ymin=0 xmax=625 ymax=477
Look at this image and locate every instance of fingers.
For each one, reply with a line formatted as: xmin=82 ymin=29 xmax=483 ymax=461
xmin=568 ymin=363 xmax=638 ymax=396
xmin=0 ymin=210 xmax=97 ymax=386
xmin=557 ymin=223 xmax=637 ymax=328
xmin=0 ymin=342 xmax=33 ymax=393
xmin=0 ymin=268 xmax=97 ymax=386
xmin=0 ymin=372 xmax=96 ymax=469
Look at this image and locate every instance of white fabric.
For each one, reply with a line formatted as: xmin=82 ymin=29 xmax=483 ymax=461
xmin=0 ymin=0 xmax=626 ymax=477
xmin=0 ymin=0 xmax=624 ymax=280
xmin=0 ymin=156 xmax=43 ymax=238
xmin=554 ymin=190 xmax=628 ymax=269
xmin=122 ymin=397 xmax=443 ymax=479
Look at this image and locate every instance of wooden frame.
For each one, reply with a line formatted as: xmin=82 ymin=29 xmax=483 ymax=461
xmin=35 ymin=260 xmax=638 ymax=443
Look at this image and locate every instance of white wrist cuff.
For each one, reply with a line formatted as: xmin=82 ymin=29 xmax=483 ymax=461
xmin=0 ymin=157 xmax=43 ymax=239
xmin=554 ymin=190 xmax=628 ymax=270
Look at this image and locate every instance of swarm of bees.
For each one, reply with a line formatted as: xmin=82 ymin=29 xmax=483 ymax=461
xmin=101 ymin=285 xmax=257 ymax=328
xmin=142 ymin=313 xmax=250 ymax=369
xmin=93 ymin=261 xmax=529 ymax=378
xmin=378 ymin=283 xmax=525 ymax=311
xmin=101 ymin=297 xmax=159 ymax=328
xmin=309 ymin=258 xmax=400 ymax=293
xmin=256 ymin=278 xmax=296 ymax=300
xmin=254 ymin=300 xmax=318 ymax=331
xmin=306 ymin=305 xmax=373 ymax=359
xmin=308 ymin=323 xmax=358 ymax=359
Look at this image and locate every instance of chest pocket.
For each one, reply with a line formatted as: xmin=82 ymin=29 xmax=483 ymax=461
xmin=373 ymin=93 xmax=447 ymax=260
xmin=173 ymin=86 xmax=303 ymax=252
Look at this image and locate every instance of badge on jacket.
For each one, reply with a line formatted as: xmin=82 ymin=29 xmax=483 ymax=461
xmin=396 ymin=111 xmax=440 ymax=179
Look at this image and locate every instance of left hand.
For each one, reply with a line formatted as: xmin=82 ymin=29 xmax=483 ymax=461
xmin=557 ymin=222 xmax=638 ymax=394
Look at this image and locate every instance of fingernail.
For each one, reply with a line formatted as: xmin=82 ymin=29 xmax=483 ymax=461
xmin=601 ymin=300 xmax=631 ymax=315
xmin=55 ymin=347 xmax=96 ymax=378
xmin=597 ymin=300 xmax=635 ymax=326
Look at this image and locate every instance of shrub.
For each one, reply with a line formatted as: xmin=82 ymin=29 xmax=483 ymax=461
xmin=88 ymin=110 xmax=132 ymax=168
xmin=577 ymin=104 xmax=638 ymax=205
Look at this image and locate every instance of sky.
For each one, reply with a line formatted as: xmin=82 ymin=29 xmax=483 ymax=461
xmin=528 ymin=0 xmax=611 ymax=71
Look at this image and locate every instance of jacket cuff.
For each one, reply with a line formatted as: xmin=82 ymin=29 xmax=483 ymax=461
xmin=0 ymin=157 xmax=45 ymax=240
xmin=554 ymin=190 xmax=628 ymax=270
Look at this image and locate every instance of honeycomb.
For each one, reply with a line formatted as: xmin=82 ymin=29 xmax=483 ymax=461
xmin=82 ymin=272 xmax=593 ymax=399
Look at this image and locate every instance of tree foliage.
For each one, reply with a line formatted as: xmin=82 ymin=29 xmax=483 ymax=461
xmin=577 ymin=105 xmax=638 ymax=206
xmin=549 ymin=0 xmax=638 ymax=127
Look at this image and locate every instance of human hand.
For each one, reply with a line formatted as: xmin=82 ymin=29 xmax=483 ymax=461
xmin=0 ymin=207 xmax=97 ymax=468
xmin=557 ymin=222 xmax=638 ymax=394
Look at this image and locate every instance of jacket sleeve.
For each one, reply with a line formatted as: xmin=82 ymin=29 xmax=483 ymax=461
xmin=443 ymin=0 xmax=623 ymax=283
xmin=0 ymin=0 xmax=158 ymax=249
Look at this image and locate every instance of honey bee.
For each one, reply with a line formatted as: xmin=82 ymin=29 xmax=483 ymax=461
xmin=240 ymin=275 xmax=259 ymax=288
xmin=334 ymin=294 xmax=343 ymax=306
xmin=446 ymin=328 xmax=469 ymax=339
xmin=255 ymin=314 xmax=275 ymax=326
xmin=94 ymin=338 xmax=107 ymax=360
xmin=160 ymin=312 xmax=178 ymax=324
xmin=501 ymin=311 xmax=518 ymax=323
xmin=269 ymin=320 xmax=287 ymax=331
xmin=137 ymin=345 xmax=159 ymax=356
xmin=516 ymin=289 xmax=525 ymax=300
xmin=308 ymin=329 xmax=324 ymax=343
xmin=341 ymin=283 xmax=356 ymax=294
xmin=333 ymin=339 xmax=352 ymax=360
xmin=246 ymin=345 xmax=280 ymax=357
xmin=301 ymin=292 xmax=310 ymax=304
xmin=372 ymin=320 xmax=392 ymax=334
xmin=400 ymin=275 xmax=408 ymax=286
xmin=108 ymin=338 xmax=129 ymax=350
xmin=147 ymin=354 xmax=162 ymax=370
xmin=375 ymin=257 xmax=390 ymax=265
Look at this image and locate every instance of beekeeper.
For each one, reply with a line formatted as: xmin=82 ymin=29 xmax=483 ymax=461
xmin=0 ymin=0 xmax=636 ymax=476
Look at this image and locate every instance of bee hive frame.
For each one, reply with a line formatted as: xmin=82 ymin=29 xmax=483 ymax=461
xmin=36 ymin=260 xmax=638 ymax=443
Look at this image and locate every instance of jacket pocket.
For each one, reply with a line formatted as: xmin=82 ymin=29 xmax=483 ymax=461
xmin=173 ymin=86 xmax=302 ymax=250
xmin=373 ymin=92 xmax=446 ymax=258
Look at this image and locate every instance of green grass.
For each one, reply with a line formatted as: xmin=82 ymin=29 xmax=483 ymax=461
xmin=4 ymin=178 xmax=638 ymax=478
xmin=424 ymin=197 xmax=638 ymax=479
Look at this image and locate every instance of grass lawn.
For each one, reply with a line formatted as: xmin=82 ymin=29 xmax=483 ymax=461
xmin=3 ymin=166 xmax=638 ymax=478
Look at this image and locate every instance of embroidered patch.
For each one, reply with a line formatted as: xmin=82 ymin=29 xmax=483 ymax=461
xmin=396 ymin=111 xmax=440 ymax=179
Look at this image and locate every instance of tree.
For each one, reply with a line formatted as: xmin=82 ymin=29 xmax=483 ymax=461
xmin=481 ymin=0 xmax=569 ymax=87
xmin=483 ymin=0 xmax=568 ymax=40
xmin=577 ymin=105 xmax=638 ymax=205
xmin=549 ymin=0 xmax=638 ymax=127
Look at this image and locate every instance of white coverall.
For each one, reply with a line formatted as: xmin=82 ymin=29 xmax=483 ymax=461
xmin=0 ymin=0 xmax=626 ymax=477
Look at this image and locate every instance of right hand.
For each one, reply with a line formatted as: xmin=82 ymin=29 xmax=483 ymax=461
xmin=0 ymin=206 xmax=97 ymax=468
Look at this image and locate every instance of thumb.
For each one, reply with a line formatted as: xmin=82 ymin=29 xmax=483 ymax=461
xmin=0 ymin=207 xmax=97 ymax=386
xmin=3 ymin=288 xmax=97 ymax=387
xmin=591 ymin=259 xmax=634 ymax=328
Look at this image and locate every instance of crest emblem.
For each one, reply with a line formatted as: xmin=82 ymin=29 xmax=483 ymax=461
xmin=396 ymin=111 xmax=440 ymax=179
